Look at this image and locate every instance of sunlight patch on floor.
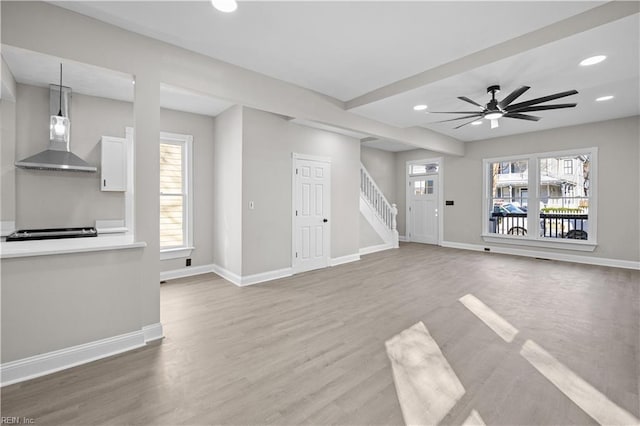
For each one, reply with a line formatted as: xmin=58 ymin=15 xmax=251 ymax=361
xmin=459 ymin=294 xmax=519 ymax=342
xmin=462 ymin=409 xmax=487 ymax=426
xmin=385 ymin=321 xmax=465 ymax=426
xmin=520 ymin=339 xmax=640 ymax=426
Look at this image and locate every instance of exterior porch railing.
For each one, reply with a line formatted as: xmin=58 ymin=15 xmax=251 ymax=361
xmin=490 ymin=212 xmax=589 ymax=239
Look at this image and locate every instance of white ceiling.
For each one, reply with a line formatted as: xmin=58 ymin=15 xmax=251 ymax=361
xmin=351 ymin=14 xmax=640 ymax=142
xmin=7 ymin=2 xmax=640 ymax=149
xmin=2 ymin=45 xmax=234 ymax=117
xmin=51 ymin=1 xmax=602 ymax=102
xmin=2 ymin=45 xmax=135 ymax=102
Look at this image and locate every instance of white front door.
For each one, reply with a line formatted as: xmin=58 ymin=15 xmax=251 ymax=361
xmin=293 ymin=157 xmax=330 ymax=273
xmin=408 ymin=175 xmax=438 ymax=244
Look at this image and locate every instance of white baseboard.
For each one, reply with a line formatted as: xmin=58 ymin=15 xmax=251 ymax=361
xmin=211 ymin=264 xmax=243 ymax=286
xmin=142 ymin=322 xmax=164 ymax=343
xmin=212 ymin=264 xmax=293 ymax=287
xmin=160 ymin=264 xmax=214 ymax=281
xmin=329 ymin=253 xmax=361 ymax=266
xmin=240 ymin=267 xmax=293 ymax=286
xmin=0 ymin=326 xmax=161 ymax=387
xmin=399 ymin=235 xmax=408 ymax=242
xmin=359 ymin=243 xmax=394 ymax=255
xmin=441 ymin=240 xmax=640 ymax=270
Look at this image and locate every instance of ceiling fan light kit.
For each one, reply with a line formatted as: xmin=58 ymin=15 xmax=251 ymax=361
xmin=430 ymin=84 xmax=578 ymax=129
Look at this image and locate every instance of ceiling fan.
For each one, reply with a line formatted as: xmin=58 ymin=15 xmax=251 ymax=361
xmin=431 ymin=85 xmax=578 ymax=129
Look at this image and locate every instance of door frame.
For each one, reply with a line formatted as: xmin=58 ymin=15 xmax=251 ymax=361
xmin=405 ymin=157 xmax=444 ymax=245
xmin=291 ymin=153 xmax=332 ymax=273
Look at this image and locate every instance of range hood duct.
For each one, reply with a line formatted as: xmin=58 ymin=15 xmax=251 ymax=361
xmin=15 ymin=85 xmax=97 ymax=173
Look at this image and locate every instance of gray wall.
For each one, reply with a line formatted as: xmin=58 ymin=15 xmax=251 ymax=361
xmin=212 ymin=105 xmax=243 ymax=276
xmin=448 ymin=116 xmax=640 ymax=262
xmin=13 ymin=84 xmax=130 ymax=228
xmin=159 ymin=108 xmax=215 ymax=272
xmin=389 ymin=116 xmax=640 ymax=262
xmin=1 ymin=249 xmax=144 ymax=362
xmin=1 ymin=98 xmax=16 ymax=223
xmin=241 ymin=106 xmax=360 ymax=275
xmin=359 ymin=213 xmax=384 ymax=248
xmin=360 ymin=146 xmax=396 ymax=203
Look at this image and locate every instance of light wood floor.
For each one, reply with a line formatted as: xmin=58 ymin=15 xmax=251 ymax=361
xmin=2 ymin=243 xmax=639 ymax=425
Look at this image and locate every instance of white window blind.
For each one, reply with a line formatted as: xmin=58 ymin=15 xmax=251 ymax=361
xmin=160 ymin=142 xmax=185 ymax=249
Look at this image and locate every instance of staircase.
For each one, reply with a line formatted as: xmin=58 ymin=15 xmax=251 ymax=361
xmin=360 ymin=163 xmax=399 ymax=251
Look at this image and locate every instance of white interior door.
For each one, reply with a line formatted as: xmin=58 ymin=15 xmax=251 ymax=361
xmin=408 ymin=175 xmax=439 ymax=244
xmin=293 ymin=157 xmax=330 ymax=273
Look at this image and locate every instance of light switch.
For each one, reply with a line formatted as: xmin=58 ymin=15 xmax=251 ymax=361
xmin=249 ymin=201 xmax=255 ymax=210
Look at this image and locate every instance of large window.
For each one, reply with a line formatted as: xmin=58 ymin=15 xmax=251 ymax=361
xmin=483 ymin=148 xmax=597 ymax=250
xmin=160 ymin=132 xmax=193 ymax=259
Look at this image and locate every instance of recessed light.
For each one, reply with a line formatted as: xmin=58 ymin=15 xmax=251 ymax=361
xmin=471 ymin=120 xmax=482 ymax=125
xmin=211 ymin=0 xmax=237 ymax=13
xmin=413 ymin=104 xmax=428 ymax=111
xmin=596 ymin=95 xmax=614 ymax=102
xmin=580 ymin=55 xmax=606 ymax=66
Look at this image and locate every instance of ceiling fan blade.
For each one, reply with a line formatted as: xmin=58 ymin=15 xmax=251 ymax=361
xmin=508 ymin=103 xmax=577 ymax=113
xmin=499 ymin=86 xmax=530 ymax=108
xmin=458 ymin=96 xmax=483 ymax=107
xmin=454 ymin=118 xmax=482 ymax=129
xmin=435 ymin=113 xmax=483 ymax=123
xmin=504 ymin=112 xmax=541 ymax=121
xmin=428 ymin=111 xmax=485 ymax=114
xmin=490 ymin=119 xmax=499 ymax=129
xmin=505 ymin=90 xmax=578 ymax=112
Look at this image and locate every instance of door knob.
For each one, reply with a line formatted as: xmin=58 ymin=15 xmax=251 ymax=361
xmin=323 ymin=218 xmax=328 ymax=223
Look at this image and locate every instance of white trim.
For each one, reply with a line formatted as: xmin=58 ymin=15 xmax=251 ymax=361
xmin=405 ymin=157 xmax=443 ymax=244
xmin=291 ymin=154 xmax=332 ymax=274
xmin=399 ymin=235 xmax=408 ymax=242
xmin=291 ymin=152 xmax=332 ymax=163
xmin=160 ymin=263 xmax=214 ymax=281
xmin=482 ymin=234 xmax=596 ymax=252
xmin=1 ymin=221 xmax=15 ymax=237
xmin=160 ymin=246 xmax=194 ymax=260
xmin=482 ymin=147 xmax=598 ymax=248
xmin=1 ymin=330 xmax=146 ymax=387
xmin=211 ymin=264 xmax=243 ymax=286
xmin=160 ymin=131 xmax=194 ymax=255
xmin=211 ymin=264 xmax=293 ymax=287
xmin=359 ymin=197 xmax=395 ymax=245
xmin=329 ymin=253 xmax=361 ymax=266
xmin=142 ymin=322 xmax=164 ymax=343
xmin=441 ymin=240 xmax=640 ymax=270
xmin=125 ymin=127 xmax=135 ymax=237
xmin=359 ymin=243 xmax=394 ymax=255
xmin=240 ymin=267 xmax=293 ymax=286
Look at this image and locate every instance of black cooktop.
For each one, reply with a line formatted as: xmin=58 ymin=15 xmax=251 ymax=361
xmin=6 ymin=227 xmax=98 ymax=242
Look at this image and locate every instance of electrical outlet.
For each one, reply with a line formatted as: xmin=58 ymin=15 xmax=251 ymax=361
xmin=186 ymin=258 xmax=192 ymax=267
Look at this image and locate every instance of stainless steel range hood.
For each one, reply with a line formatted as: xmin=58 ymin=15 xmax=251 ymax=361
xmin=15 ymin=85 xmax=97 ymax=173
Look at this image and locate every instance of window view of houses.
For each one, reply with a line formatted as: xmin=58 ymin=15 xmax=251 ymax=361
xmin=488 ymin=153 xmax=591 ymax=240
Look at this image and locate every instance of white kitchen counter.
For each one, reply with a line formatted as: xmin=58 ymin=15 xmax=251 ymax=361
xmin=0 ymin=235 xmax=146 ymax=259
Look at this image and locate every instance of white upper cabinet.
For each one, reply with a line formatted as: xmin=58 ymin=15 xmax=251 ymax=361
xmin=100 ymin=136 xmax=127 ymax=192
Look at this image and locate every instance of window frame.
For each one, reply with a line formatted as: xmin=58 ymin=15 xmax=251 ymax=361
xmin=159 ymin=131 xmax=194 ymax=260
xmin=482 ymin=148 xmax=598 ymax=252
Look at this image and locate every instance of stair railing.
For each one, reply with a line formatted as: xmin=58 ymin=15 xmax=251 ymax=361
xmin=360 ymin=163 xmax=398 ymax=246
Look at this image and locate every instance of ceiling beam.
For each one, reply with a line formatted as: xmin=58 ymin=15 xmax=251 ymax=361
xmin=346 ymin=1 xmax=639 ymax=110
